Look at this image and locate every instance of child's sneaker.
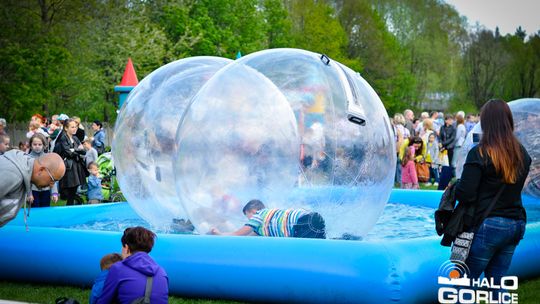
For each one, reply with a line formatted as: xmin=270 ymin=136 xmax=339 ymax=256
xmin=433 ymin=182 xmax=439 ymax=187
xmin=425 ymin=182 xmax=432 ymax=186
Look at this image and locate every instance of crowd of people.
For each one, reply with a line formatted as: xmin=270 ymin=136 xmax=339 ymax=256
xmin=391 ymin=109 xmax=479 ymax=190
xmin=0 ymin=113 xmax=107 ymax=207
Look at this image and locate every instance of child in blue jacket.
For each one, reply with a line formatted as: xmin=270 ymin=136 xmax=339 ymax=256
xmin=90 ymin=253 xmax=123 ymax=304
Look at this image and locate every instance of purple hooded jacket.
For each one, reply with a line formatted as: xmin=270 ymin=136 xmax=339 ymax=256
xmin=96 ymin=252 xmax=168 ymax=304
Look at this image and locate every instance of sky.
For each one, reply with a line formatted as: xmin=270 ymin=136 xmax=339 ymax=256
xmin=445 ymin=0 xmax=540 ymax=36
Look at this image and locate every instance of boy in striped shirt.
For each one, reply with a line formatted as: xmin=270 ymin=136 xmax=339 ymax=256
xmin=210 ymin=199 xmax=326 ymax=239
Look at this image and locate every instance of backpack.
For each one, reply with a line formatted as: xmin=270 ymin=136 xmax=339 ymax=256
xmin=131 ymin=276 xmax=153 ymax=304
xmin=55 ymin=297 xmax=80 ymax=304
xmin=434 ymin=180 xmax=458 ymax=239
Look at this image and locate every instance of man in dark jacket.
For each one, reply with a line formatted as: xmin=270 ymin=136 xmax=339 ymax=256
xmin=97 ymin=227 xmax=168 ymax=304
xmin=439 ymin=114 xmax=457 ymax=165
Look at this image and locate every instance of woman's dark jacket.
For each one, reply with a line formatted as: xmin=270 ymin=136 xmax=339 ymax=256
xmin=438 ymin=143 xmax=531 ymax=246
xmin=456 ymin=143 xmax=531 ymax=225
xmin=439 ymin=124 xmax=456 ymax=150
xmin=75 ymin=127 xmax=85 ymax=143
xmin=54 ymin=132 xmax=87 ymax=188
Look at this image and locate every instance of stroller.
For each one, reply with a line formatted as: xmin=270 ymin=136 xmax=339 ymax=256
xmin=97 ymin=152 xmax=124 ymax=202
xmin=73 ymin=152 xmax=124 ymax=204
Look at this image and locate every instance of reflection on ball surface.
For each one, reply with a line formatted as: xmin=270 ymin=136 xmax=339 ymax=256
xmin=113 ymin=56 xmax=232 ymax=230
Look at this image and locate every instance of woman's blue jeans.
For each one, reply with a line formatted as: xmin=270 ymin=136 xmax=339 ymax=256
xmin=466 ymin=217 xmax=526 ymax=283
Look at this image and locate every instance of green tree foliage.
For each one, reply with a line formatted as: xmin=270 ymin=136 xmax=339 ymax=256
xmin=262 ymin=0 xmax=293 ymax=48
xmin=156 ymin=0 xmax=268 ymax=58
xmin=1 ymin=0 xmax=539 ymax=123
xmin=285 ymin=0 xmax=349 ymax=60
xmin=71 ymin=1 xmax=169 ymax=121
xmin=462 ymin=29 xmax=508 ymax=108
xmin=500 ymin=31 xmax=540 ymax=100
xmin=371 ymin=0 xmax=468 ymax=109
xmin=0 ymin=0 xmax=82 ymax=121
xmin=335 ymin=0 xmax=415 ymax=113
xmin=463 ymin=27 xmax=540 ymax=109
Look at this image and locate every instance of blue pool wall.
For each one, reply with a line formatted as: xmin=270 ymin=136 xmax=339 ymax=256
xmin=1 ymin=189 xmax=539 ymax=303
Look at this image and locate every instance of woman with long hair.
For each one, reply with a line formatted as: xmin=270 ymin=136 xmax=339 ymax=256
xmin=456 ymin=99 xmax=531 ymax=284
xmin=55 ymin=118 xmax=87 ymax=205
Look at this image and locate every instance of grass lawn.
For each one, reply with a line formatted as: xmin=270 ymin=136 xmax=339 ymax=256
xmin=0 ymin=280 xmax=242 ymax=304
xmin=0 ymin=278 xmax=538 ymax=303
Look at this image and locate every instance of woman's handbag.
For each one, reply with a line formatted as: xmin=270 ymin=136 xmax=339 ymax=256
xmin=450 ymin=185 xmax=506 ymax=262
xmin=450 ymin=231 xmax=474 ymax=262
xmin=415 ymin=162 xmax=430 ymax=183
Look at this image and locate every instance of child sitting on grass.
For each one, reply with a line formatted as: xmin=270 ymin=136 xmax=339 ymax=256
xmin=90 ymin=253 xmax=123 ymax=304
xmin=87 ymin=162 xmax=103 ymax=204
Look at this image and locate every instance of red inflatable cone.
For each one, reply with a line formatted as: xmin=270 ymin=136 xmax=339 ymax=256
xmin=119 ymin=58 xmax=138 ymax=86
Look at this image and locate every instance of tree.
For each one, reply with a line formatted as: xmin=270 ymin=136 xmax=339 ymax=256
xmin=156 ymin=0 xmax=268 ymax=58
xmin=335 ymin=0 xmax=415 ymax=112
xmin=370 ymin=0 xmax=468 ymax=108
xmin=285 ymin=0 xmax=349 ymax=60
xmin=69 ymin=1 xmax=169 ymax=121
xmin=261 ymin=0 xmax=293 ymax=48
xmin=0 ymin=0 xmax=85 ymax=121
xmin=499 ymin=30 xmax=540 ymax=100
xmin=463 ymin=29 xmax=509 ymax=108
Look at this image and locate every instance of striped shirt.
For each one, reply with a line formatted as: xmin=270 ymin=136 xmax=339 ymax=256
xmin=246 ymin=208 xmax=308 ymax=237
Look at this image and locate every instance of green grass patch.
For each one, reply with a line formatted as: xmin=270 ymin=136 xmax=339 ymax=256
xmin=0 ymin=278 xmax=538 ymax=303
xmin=0 ymin=280 xmax=243 ymax=304
xmin=518 ymin=277 xmax=540 ymax=303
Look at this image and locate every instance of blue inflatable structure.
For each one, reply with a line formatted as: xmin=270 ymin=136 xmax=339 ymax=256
xmin=1 ymin=189 xmax=540 ymax=303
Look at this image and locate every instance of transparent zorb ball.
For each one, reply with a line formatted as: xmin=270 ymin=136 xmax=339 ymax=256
xmin=509 ymin=98 xmax=540 ymax=198
xmin=174 ymin=63 xmax=299 ymax=233
xmin=174 ymin=49 xmax=395 ymax=238
xmin=456 ymin=98 xmax=540 ymax=199
xmin=113 ymin=56 xmax=232 ymax=231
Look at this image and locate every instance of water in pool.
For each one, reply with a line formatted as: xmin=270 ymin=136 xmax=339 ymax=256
xmin=59 ymin=199 xmax=540 ymax=241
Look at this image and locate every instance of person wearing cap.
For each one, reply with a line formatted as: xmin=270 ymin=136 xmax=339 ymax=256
xmin=0 ymin=150 xmax=65 ymax=227
xmin=92 ymin=120 xmax=106 ymax=155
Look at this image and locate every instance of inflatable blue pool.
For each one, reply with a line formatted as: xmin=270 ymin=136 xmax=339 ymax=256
xmin=1 ymin=189 xmax=539 ymax=303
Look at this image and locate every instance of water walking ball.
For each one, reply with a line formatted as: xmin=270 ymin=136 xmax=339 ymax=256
xmin=174 ymin=49 xmax=395 ymax=238
xmin=456 ymin=98 xmax=540 ymax=199
xmin=113 ymin=56 xmax=232 ymax=230
xmin=509 ymin=98 xmax=540 ymax=198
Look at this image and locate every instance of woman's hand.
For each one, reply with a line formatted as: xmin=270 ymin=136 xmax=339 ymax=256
xmin=27 ymin=194 xmax=34 ymax=204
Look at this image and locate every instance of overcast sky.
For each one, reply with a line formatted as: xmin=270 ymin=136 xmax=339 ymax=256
xmin=445 ymin=0 xmax=540 ymax=36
